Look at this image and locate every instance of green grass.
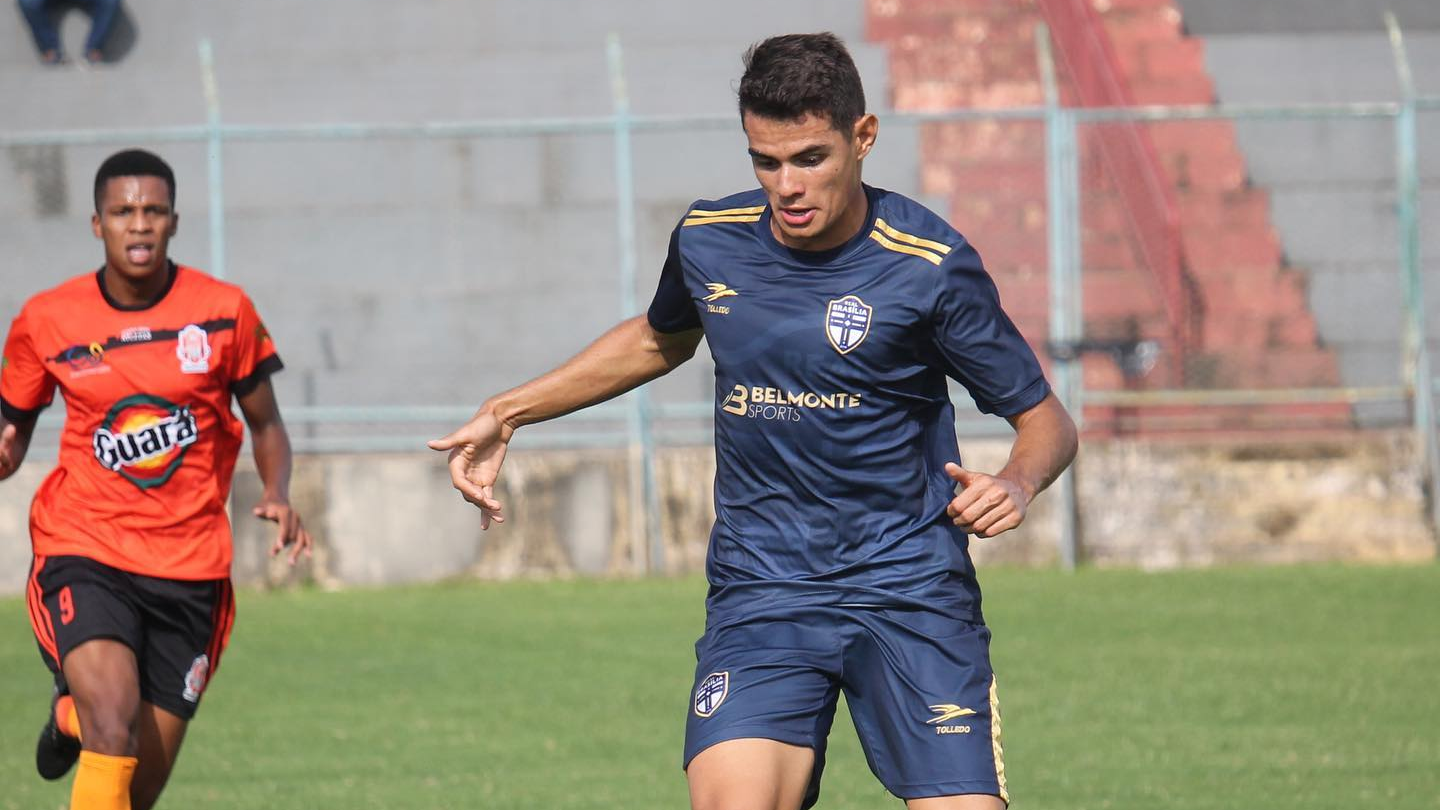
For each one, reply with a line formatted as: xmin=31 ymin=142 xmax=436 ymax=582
xmin=2 ymin=565 xmax=1438 ymax=809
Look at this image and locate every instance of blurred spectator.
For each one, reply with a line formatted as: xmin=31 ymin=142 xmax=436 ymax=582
xmin=18 ymin=0 xmax=120 ymax=65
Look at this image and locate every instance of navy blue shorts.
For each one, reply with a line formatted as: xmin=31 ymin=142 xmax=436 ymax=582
xmin=684 ymin=605 xmax=1008 ymax=807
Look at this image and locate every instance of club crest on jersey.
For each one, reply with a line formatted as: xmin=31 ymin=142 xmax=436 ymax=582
xmin=176 ymin=324 xmax=212 ymax=373
xmin=182 ymin=654 xmax=210 ymax=703
xmin=92 ymin=394 xmax=200 ymax=489
xmin=826 ymin=294 xmax=873 ymax=355
xmin=694 ymin=671 xmax=729 ymax=717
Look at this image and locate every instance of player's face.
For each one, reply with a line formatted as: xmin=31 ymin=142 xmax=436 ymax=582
xmin=744 ymin=111 xmax=878 ymax=251
xmin=92 ymin=175 xmax=178 ymax=283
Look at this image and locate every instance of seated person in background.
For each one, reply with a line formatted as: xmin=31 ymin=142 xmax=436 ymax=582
xmin=18 ymin=0 xmax=120 ymax=65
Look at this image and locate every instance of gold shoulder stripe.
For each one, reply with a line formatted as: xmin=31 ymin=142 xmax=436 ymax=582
xmin=686 ymin=205 xmax=767 ymax=218
xmin=683 ymin=214 xmax=762 ymax=227
xmin=868 ymin=230 xmax=943 ymax=265
xmin=874 ymin=218 xmax=952 ymax=256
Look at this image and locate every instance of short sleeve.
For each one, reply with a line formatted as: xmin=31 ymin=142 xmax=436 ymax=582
xmin=1 ymin=308 xmax=57 ymax=422
xmin=646 ymin=223 xmax=702 ymax=334
xmin=229 ymin=293 xmax=284 ymax=397
xmin=930 ymin=242 xmax=1050 ymax=417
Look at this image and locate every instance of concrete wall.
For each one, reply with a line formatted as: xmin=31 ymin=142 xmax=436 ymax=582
xmin=7 ymin=432 xmax=1430 ymax=596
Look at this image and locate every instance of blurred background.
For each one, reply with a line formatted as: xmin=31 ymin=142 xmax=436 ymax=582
xmin=2 ymin=0 xmax=1438 ymax=587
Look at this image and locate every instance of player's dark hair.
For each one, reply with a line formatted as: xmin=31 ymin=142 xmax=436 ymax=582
xmin=93 ymin=149 xmax=176 ymax=211
xmin=738 ymin=33 xmax=866 ymax=132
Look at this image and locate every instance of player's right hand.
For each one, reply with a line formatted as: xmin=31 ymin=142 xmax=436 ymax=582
xmin=428 ymin=408 xmax=512 ymax=529
xmin=0 ymin=423 xmax=22 ymax=480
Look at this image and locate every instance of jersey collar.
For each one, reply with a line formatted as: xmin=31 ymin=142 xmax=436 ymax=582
xmin=96 ymin=261 xmax=179 ymax=311
xmin=756 ymin=184 xmax=877 ymax=267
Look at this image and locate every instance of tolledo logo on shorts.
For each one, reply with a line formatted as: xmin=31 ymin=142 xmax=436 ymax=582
xmin=92 ymin=394 xmax=200 ymax=489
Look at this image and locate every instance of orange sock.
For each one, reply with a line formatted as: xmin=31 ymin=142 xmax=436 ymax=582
xmin=56 ymin=695 xmax=82 ymax=740
xmin=69 ymin=750 xmax=136 ymax=810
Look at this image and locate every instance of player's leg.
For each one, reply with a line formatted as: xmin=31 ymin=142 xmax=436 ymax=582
xmin=129 ymin=703 xmax=189 ymax=810
xmin=64 ymin=639 xmax=142 ymax=755
xmin=63 ymin=638 xmax=144 ymax=808
xmin=30 ymin=555 xmax=146 ymax=807
xmin=683 ymin=612 xmax=843 ymax=810
xmin=687 ymin=738 xmax=815 ymax=810
xmin=128 ymin=575 xmax=234 ymax=809
xmin=843 ymin=609 xmax=1009 ymax=807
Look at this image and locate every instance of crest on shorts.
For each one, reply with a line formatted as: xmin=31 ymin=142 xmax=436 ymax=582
xmin=693 ymin=671 xmax=729 ymax=717
xmin=182 ymin=653 xmax=210 ymax=703
xmin=176 ymin=324 xmax=212 ymax=373
xmin=825 ymin=295 xmax=872 ymax=355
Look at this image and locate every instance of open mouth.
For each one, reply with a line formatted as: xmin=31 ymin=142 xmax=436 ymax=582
xmin=778 ymin=208 xmax=816 ymax=227
xmin=125 ymin=243 xmax=155 ymax=264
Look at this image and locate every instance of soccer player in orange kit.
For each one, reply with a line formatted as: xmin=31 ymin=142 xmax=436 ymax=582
xmin=1 ymin=149 xmax=310 ymax=810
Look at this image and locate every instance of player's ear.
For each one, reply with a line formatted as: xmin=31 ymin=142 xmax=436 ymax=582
xmin=91 ymin=211 xmax=102 ymax=239
xmin=852 ymin=113 xmax=878 ymax=160
xmin=169 ymin=211 xmax=179 ymax=237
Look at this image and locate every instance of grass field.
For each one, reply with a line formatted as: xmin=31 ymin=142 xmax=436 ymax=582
xmin=2 ymin=564 xmax=1438 ymax=809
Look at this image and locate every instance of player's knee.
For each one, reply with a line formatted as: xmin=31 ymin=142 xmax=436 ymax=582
xmin=690 ymin=779 xmax=801 ymax=810
xmin=79 ymin=709 xmax=138 ymax=756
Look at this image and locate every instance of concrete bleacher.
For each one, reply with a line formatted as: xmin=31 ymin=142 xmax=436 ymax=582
xmin=868 ymin=0 xmax=1439 ymax=432
xmin=2 ymin=0 xmax=924 ymax=423
xmin=1185 ymin=1 xmax=1440 ymax=422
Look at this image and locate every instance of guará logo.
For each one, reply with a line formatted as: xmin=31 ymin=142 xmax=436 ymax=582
xmin=92 ymin=394 xmax=199 ymax=489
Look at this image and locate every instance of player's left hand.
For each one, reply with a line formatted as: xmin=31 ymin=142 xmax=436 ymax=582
xmin=254 ymin=498 xmax=313 ymax=565
xmin=944 ymin=462 xmax=1030 ymax=539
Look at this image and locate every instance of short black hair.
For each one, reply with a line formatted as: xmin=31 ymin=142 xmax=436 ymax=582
xmin=738 ymin=33 xmax=866 ymax=132
xmin=93 ymin=149 xmax=176 ymax=212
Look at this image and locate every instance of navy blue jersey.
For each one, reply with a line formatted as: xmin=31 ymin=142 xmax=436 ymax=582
xmin=647 ymin=185 xmax=1049 ymax=625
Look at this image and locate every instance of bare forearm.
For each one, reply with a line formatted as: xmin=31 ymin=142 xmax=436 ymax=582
xmin=489 ymin=315 xmax=699 ymax=430
xmin=0 ymin=416 xmax=37 ymax=480
xmin=998 ymin=393 xmax=1078 ymax=502
xmin=250 ymin=422 xmax=294 ymax=501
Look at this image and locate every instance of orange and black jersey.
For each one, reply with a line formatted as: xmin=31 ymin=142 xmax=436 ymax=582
xmin=1 ymin=263 xmax=282 ymax=580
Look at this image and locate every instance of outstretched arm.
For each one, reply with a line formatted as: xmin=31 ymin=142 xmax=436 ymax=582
xmin=428 ymin=315 xmax=703 ymax=525
xmin=0 ymin=416 xmax=37 ymax=481
xmin=945 ymin=392 xmax=1078 ymax=538
xmin=237 ymin=378 xmax=312 ymax=564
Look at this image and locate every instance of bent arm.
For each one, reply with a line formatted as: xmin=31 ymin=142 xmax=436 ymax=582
xmin=237 ymin=378 xmax=311 ymax=561
xmin=429 ymin=316 xmax=701 ymax=520
xmin=488 ymin=315 xmax=702 ymax=432
xmin=944 ymin=392 xmax=1077 ymax=538
xmin=0 ymin=415 xmax=38 ymax=480
xmin=999 ymin=392 xmax=1078 ymax=501
xmin=237 ymin=379 xmax=293 ymax=503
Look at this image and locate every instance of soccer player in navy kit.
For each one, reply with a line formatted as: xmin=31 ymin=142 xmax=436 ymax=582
xmin=431 ymin=33 xmax=1077 ymax=810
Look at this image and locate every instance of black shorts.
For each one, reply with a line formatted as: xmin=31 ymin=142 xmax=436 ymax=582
xmin=26 ymin=555 xmax=235 ymax=721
